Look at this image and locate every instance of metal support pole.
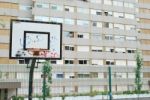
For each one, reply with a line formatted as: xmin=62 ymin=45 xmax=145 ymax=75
xmin=43 ymin=66 xmax=46 ymax=100
xmin=28 ymin=59 xmax=36 ymax=100
xmin=108 ymin=66 xmax=112 ymax=100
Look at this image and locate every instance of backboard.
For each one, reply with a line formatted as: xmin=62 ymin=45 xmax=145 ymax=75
xmin=10 ymin=19 xmax=62 ymax=59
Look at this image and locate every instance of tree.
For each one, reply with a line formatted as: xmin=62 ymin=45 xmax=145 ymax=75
xmin=135 ymin=50 xmax=143 ymax=93
xmin=42 ymin=60 xmax=52 ymax=99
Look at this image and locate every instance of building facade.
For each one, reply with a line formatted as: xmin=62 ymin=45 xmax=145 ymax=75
xmin=0 ymin=0 xmax=150 ymax=99
xmin=139 ymin=0 xmax=150 ymax=79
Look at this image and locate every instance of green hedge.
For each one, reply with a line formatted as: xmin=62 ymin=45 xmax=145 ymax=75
xmin=12 ymin=96 xmax=24 ymax=100
xmin=123 ymin=90 xmax=149 ymax=94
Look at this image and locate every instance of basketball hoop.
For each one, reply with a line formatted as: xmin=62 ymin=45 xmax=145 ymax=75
xmin=27 ymin=48 xmax=41 ymax=56
xmin=9 ymin=20 xmax=62 ymax=100
xmin=27 ymin=48 xmax=49 ymax=57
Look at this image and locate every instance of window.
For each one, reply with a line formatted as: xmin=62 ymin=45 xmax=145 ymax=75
xmin=64 ymin=31 xmax=74 ymax=38
xmin=115 ymin=73 xmax=127 ymax=78
xmin=0 ymin=72 xmax=11 ymax=79
xmin=19 ymin=5 xmax=32 ymax=11
xmin=105 ymin=35 xmax=113 ymax=40
xmin=64 ymin=18 xmax=75 ymax=25
xmin=90 ymin=0 xmax=102 ymax=3
xmin=127 ymin=48 xmax=136 ymax=53
xmin=114 ymin=35 xmax=125 ymax=41
xmin=124 ymin=2 xmax=134 ymax=8
xmin=77 ymin=46 xmax=89 ymax=52
xmin=34 ymin=16 xmax=49 ymax=21
xmin=116 ymin=60 xmax=126 ymax=66
xmin=56 ymin=74 xmax=64 ymax=78
xmin=65 ymin=45 xmax=74 ymax=51
xmin=36 ymin=59 xmax=45 ymax=64
xmin=7 ymin=72 xmax=16 ymax=79
xmin=50 ymin=4 xmax=63 ymax=11
xmin=125 ymin=13 xmax=135 ymax=19
xmin=125 ymin=25 xmax=135 ymax=30
xmin=65 ymin=59 xmax=74 ymax=64
xmin=127 ymin=61 xmax=136 ymax=67
xmin=140 ymin=8 xmax=150 ymax=13
xmin=114 ymin=12 xmax=124 ymax=18
xmin=92 ymin=60 xmax=103 ymax=65
xmin=98 ymin=73 xmax=104 ymax=79
xmin=114 ymin=24 xmax=124 ymax=30
xmin=50 ymin=17 xmax=63 ymax=23
xmin=106 ymin=60 xmax=115 ymax=65
xmin=92 ymin=22 xmax=102 ymax=27
xmin=91 ymin=9 xmax=102 ymax=15
xmin=77 ymin=32 xmax=89 ymax=39
xmin=78 ymin=34 xmax=83 ymax=38
xmin=115 ymin=48 xmax=126 ymax=53
xmin=104 ymin=0 xmax=112 ymax=5
xmin=105 ymin=47 xmax=114 ymax=52
xmin=65 ymin=73 xmax=75 ymax=79
xmin=126 ymin=36 xmax=136 ymax=41
xmin=91 ymin=46 xmax=103 ymax=52
xmin=64 ymin=6 xmax=74 ymax=12
xmin=91 ymin=33 xmax=102 ymax=40
xmin=103 ymin=22 xmax=113 ymax=28
xmin=77 ymin=7 xmax=89 ymax=14
xmin=35 ymin=3 xmax=49 ymax=8
xmin=113 ymin=1 xmax=123 ymax=7
xmin=19 ymin=59 xmax=30 ymax=64
xmin=49 ymin=60 xmax=63 ymax=64
xmin=91 ymin=72 xmax=98 ymax=78
xmin=128 ymin=73 xmax=135 ymax=78
xmin=57 ymin=60 xmax=63 ymax=64
xmin=17 ymin=73 xmax=29 ymax=79
xmin=1 ymin=72 xmax=9 ymax=79
xmin=104 ymin=11 xmax=113 ymax=16
xmin=77 ymin=73 xmax=90 ymax=78
xmin=51 ymin=60 xmax=56 ymax=64
xmin=18 ymin=88 xmax=28 ymax=94
xmin=78 ymin=60 xmax=89 ymax=64
xmin=50 ymin=60 xmax=63 ymax=64
xmin=77 ymin=20 xmax=89 ymax=26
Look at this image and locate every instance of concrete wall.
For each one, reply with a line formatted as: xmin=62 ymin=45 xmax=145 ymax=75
xmin=22 ymin=94 xmax=150 ymax=100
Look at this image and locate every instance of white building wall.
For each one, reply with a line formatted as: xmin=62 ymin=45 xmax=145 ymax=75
xmin=78 ymin=86 xmax=90 ymax=93
xmin=117 ymin=86 xmax=128 ymax=92
xmin=65 ymin=86 xmax=74 ymax=93
xmin=98 ymin=73 xmax=104 ymax=79
xmin=92 ymin=86 xmax=104 ymax=91
xmin=64 ymin=73 xmax=74 ymax=79
xmin=51 ymin=87 xmax=63 ymax=94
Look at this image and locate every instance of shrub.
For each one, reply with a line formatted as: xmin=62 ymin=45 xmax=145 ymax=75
xmin=123 ymin=90 xmax=149 ymax=94
xmin=123 ymin=91 xmax=134 ymax=94
xmin=12 ymin=96 xmax=24 ymax=100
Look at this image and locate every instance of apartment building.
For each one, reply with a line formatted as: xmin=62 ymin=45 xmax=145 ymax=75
xmin=0 ymin=0 xmax=150 ymax=99
xmin=138 ymin=0 xmax=150 ymax=79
